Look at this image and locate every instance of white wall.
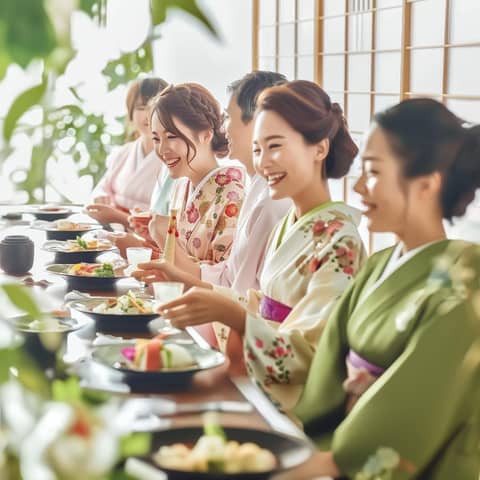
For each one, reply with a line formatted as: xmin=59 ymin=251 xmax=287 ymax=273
xmin=152 ymin=0 xmax=253 ymax=107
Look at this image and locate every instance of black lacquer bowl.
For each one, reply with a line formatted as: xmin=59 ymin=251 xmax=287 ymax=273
xmin=142 ymin=426 xmax=313 ymax=480
xmin=46 ymin=263 xmax=127 ymax=291
xmin=90 ymin=340 xmax=225 ymax=392
xmin=69 ymin=297 xmax=159 ymax=333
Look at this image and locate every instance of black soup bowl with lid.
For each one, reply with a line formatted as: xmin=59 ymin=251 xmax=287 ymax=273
xmin=0 ymin=235 xmax=34 ymax=275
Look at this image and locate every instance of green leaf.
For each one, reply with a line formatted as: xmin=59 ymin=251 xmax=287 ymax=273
xmin=52 ymin=377 xmax=83 ymax=403
xmin=119 ymin=432 xmax=152 ymax=458
xmin=150 ymin=0 xmax=219 ymax=39
xmin=12 ymin=140 xmax=53 ymax=202
xmin=3 ymin=78 xmax=48 ymax=141
xmin=102 ymin=42 xmax=154 ymax=90
xmin=1 ymin=284 xmax=43 ymax=319
xmin=0 ymin=0 xmax=56 ymax=75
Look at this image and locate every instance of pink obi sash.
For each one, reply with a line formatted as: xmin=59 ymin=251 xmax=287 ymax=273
xmin=347 ymin=350 xmax=386 ymax=376
xmin=343 ymin=350 xmax=386 ymax=411
xmin=260 ymin=295 xmax=292 ymax=323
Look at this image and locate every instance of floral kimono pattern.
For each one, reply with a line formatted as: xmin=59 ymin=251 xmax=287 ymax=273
xmin=295 ymin=240 xmax=480 ymax=480
xmin=215 ymin=202 xmax=366 ymax=411
xmin=173 ymin=166 xmax=245 ymax=263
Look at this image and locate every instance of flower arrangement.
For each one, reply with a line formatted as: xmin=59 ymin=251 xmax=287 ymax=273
xmin=0 ymin=284 xmax=150 ymax=480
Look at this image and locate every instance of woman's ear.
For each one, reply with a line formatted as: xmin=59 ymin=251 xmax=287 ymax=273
xmin=416 ymin=171 xmax=442 ymax=198
xmin=314 ymin=138 xmax=330 ymax=163
xmin=199 ymin=129 xmax=214 ymax=145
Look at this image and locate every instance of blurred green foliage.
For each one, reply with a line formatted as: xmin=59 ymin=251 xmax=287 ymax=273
xmin=0 ymin=0 xmax=217 ymax=203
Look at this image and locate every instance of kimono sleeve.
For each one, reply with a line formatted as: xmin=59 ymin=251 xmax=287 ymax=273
xmin=332 ymin=296 xmax=480 ymax=479
xmin=201 ymin=197 xmax=283 ymax=293
xmin=244 ymin=234 xmax=365 ymax=412
xmin=90 ymin=144 xmax=130 ymax=201
xmin=209 ymin=179 xmax=245 ymax=263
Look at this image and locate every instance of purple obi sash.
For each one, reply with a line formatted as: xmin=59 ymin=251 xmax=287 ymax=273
xmin=347 ymin=349 xmax=386 ymax=376
xmin=260 ymin=295 xmax=292 ymax=323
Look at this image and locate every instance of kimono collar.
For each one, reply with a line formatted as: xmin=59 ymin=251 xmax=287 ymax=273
xmin=185 ymin=165 xmax=225 ymax=208
xmin=354 ymin=238 xmax=453 ymax=315
xmin=275 ymin=201 xmax=361 ymax=250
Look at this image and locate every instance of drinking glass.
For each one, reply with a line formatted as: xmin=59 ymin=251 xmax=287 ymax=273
xmin=126 ymin=247 xmax=152 ymax=295
xmin=152 ymin=281 xmax=185 ymax=334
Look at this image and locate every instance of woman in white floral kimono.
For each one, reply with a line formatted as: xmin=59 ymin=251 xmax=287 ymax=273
xmin=151 ymin=81 xmax=367 ymax=411
xmin=147 ymin=83 xmax=245 ymax=265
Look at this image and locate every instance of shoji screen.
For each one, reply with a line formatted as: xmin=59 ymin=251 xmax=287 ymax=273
xmin=253 ymin=0 xmax=480 ymax=252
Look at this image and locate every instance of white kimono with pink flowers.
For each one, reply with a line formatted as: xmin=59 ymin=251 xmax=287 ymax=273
xmin=173 ymin=166 xmax=245 ymax=263
xmin=215 ymin=202 xmax=367 ymax=412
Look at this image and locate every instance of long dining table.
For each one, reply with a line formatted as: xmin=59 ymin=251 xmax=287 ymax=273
xmin=0 ymin=209 xmax=323 ymax=478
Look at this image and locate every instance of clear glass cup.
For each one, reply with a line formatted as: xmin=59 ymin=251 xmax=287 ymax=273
xmin=151 ymin=281 xmax=185 ymax=335
xmin=126 ymin=247 xmax=152 ymax=295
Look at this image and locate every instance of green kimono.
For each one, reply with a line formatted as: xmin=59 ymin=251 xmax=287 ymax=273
xmin=294 ymin=239 xmax=480 ymax=479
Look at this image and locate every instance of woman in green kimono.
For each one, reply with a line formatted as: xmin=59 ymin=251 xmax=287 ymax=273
xmin=273 ymin=99 xmax=480 ymax=480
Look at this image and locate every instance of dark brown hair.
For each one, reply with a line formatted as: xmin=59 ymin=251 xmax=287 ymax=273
xmin=256 ymin=80 xmax=358 ymax=178
xmin=375 ymin=98 xmax=480 ymax=220
xmin=126 ymin=77 xmax=168 ymax=121
xmin=151 ymin=83 xmax=229 ymax=163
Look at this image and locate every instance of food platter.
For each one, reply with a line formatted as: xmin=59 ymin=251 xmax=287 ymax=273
xmin=46 ymin=263 xmax=127 ymax=290
xmin=90 ymin=339 xmax=225 ymax=391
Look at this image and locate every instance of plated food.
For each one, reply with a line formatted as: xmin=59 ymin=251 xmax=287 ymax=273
xmin=120 ymin=335 xmax=196 ymax=371
xmin=67 ymin=262 xmax=116 ymax=277
xmin=154 ymin=414 xmax=276 ymax=474
xmin=144 ymin=425 xmax=313 ymax=480
xmin=29 ymin=205 xmax=73 ymax=221
xmin=90 ymin=340 xmax=224 ymax=391
xmin=43 ymin=237 xmax=116 ymax=263
xmin=46 ymin=262 xmax=127 ymax=291
xmin=92 ymin=291 xmax=154 ymax=315
xmin=34 ymin=219 xmax=100 ymax=240
xmin=69 ymin=294 xmax=160 ymax=334
xmin=9 ymin=309 xmax=81 ymax=333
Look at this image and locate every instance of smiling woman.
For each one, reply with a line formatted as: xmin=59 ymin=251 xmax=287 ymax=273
xmin=148 ymin=83 xmax=245 ymax=265
xmin=85 ymin=77 xmax=171 ymax=228
xmin=152 ymin=80 xmax=367 ymax=413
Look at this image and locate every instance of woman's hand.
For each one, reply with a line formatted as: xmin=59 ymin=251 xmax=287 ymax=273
xmin=132 ymin=260 xmax=207 ymax=290
xmin=158 ymin=287 xmax=247 ymax=334
xmin=128 ymin=211 xmax=153 ymax=240
xmin=85 ymin=204 xmax=128 ymax=226
xmin=107 ymin=232 xmax=148 ymax=258
xmin=148 ymin=214 xmax=169 ymax=249
xmin=93 ymin=195 xmax=111 ymax=205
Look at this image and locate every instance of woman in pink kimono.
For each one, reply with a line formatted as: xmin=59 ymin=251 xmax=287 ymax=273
xmin=85 ymin=77 xmax=170 ymax=228
xmin=148 ymin=83 xmax=245 ymax=265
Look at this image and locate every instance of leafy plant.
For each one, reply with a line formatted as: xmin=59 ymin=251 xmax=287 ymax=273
xmin=0 ymin=0 xmax=218 ymax=203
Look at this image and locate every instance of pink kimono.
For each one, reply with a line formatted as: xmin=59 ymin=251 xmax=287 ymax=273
xmin=91 ymin=138 xmax=163 ymax=211
xmin=173 ymin=166 xmax=245 ymax=263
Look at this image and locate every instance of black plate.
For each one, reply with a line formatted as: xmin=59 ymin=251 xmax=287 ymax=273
xmin=32 ymin=222 xmax=101 ymax=240
xmin=42 ymin=240 xmax=117 ymax=264
xmin=90 ymin=340 xmax=225 ymax=391
xmin=143 ymin=426 xmax=313 ymax=480
xmin=8 ymin=313 xmax=85 ymax=370
xmin=46 ymin=263 xmax=127 ymax=291
xmin=69 ymin=297 xmax=159 ymax=333
xmin=29 ymin=206 xmax=73 ymax=221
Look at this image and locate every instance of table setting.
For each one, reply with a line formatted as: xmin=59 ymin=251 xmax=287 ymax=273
xmin=0 ymin=204 xmax=315 ymax=480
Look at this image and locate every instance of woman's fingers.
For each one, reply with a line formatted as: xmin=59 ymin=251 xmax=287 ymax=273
xmin=167 ymin=307 xmax=210 ymax=328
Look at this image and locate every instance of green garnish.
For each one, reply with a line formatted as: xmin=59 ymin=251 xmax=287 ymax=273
xmin=93 ymin=263 xmax=115 ymax=277
xmin=76 ymin=236 xmax=88 ymax=249
xmin=163 ymin=347 xmax=172 ymax=369
xmin=203 ymin=412 xmax=226 ymax=440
